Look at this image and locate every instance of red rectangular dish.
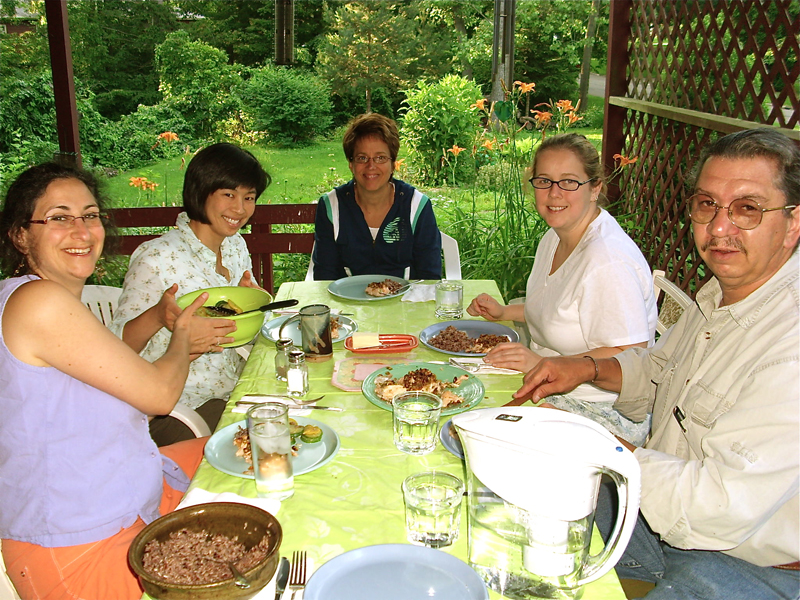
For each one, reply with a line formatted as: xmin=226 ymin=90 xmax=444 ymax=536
xmin=344 ymin=334 xmax=419 ymax=354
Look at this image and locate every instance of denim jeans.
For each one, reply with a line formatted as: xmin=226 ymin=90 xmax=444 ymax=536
xmin=595 ymin=480 xmax=800 ymax=600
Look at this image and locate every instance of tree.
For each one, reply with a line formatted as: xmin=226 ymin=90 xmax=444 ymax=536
xmin=66 ymin=0 xmax=178 ymax=119
xmin=316 ymin=2 xmax=415 ymax=113
xmin=155 ymin=30 xmax=241 ymax=138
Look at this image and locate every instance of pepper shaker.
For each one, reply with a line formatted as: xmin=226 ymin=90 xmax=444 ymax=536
xmin=286 ymin=349 xmax=309 ymax=398
xmin=274 ymin=337 xmax=294 ymax=381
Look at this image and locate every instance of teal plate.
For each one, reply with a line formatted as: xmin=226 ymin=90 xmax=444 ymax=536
xmin=361 ymin=361 xmax=484 ymax=416
xmin=327 ymin=275 xmax=409 ymax=301
xmin=204 ymin=418 xmax=340 ymax=479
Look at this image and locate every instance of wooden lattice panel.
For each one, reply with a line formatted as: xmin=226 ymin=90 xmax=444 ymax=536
xmin=628 ymin=0 xmax=799 ymax=128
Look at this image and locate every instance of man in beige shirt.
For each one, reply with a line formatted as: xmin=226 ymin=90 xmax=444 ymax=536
xmin=515 ymin=128 xmax=799 ymax=599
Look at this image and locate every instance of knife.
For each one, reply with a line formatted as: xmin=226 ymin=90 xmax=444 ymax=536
xmin=274 ymin=556 xmax=289 ymax=600
xmin=236 ymin=402 xmax=343 ymax=412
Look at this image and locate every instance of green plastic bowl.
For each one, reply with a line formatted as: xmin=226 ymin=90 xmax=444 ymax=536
xmin=128 ymin=502 xmax=282 ymax=600
xmin=176 ymin=286 xmax=274 ymax=348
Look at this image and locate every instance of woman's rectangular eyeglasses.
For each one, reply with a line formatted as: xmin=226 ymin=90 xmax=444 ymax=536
xmin=29 ymin=213 xmax=107 ymax=229
xmin=529 ymin=177 xmax=597 ymax=191
xmin=687 ymin=194 xmax=797 ymax=230
xmin=351 ymin=155 xmax=392 ymax=165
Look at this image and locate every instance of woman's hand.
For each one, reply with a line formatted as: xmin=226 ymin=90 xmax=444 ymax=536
xmin=154 ymin=283 xmax=183 ymax=331
xmin=238 ymin=270 xmax=264 ymax=290
xmin=484 ymin=342 xmax=541 ymax=373
xmin=186 ymin=314 xmax=237 ymax=359
xmin=467 ymin=293 xmax=506 ymax=321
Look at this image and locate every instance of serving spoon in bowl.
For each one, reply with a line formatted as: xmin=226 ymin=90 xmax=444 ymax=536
xmin=215 ymin=299 xmax=299 ymax=317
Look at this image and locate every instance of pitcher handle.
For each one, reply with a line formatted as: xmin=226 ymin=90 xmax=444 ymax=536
xmin=278 ymin=314 xmax=301 ymax=340
xmin=576 ymin=460 xmax=641 ymax=587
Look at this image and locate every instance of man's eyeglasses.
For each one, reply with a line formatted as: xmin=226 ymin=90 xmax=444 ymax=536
xmin=29 ymin=213 xmax=107 ymax=229
xmin=351 ymin=155 xmax=392 ymax=165
xmin=529 ymin=177 xmax=597 ymax=191
xmin=687 ymin=194 xmax=797 ymax=230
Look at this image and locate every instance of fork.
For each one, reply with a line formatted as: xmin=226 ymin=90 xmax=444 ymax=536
xmin=288 ymin=550 xmax=307 ymax=600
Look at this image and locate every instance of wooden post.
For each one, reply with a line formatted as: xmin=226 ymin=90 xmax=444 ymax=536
xmin=44 ymin=0 xmax=81 ymax=169
xmin=275 ymin=0 xmax=294 ymax=65
xmin=602 ymin=0 xmax=632 ymax=204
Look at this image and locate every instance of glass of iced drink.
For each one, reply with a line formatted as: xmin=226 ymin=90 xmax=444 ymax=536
xmin=247 ymin=402 xmax=294 ymax=500
xmin=402 ymin=471 xmax=465 ymax=548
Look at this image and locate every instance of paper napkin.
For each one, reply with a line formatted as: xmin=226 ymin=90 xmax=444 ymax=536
xmin=401 ymin=283 xmax=436 ymax=302
xmin=177 ymin=487 xmax=281 ymax=514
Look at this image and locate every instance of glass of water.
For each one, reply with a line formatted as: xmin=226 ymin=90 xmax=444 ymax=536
xmin=435 ymin=280 xmax=464 ymax=319
xmin=402 ymin=471 xmax=465 ymax=548
xmin=247 ymin=402 xmax=294 ymax=500
xmin=392 ymin=391 xmax=442 ymax=455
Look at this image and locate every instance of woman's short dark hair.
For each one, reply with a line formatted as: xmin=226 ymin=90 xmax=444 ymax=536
xmin=342 ymin=114 xmax=401 ymax=164
xmin=0 ymin=163 xmax=117 ymax=276
xmin=531 ymin=133 xmax=608 ymax=207
xmin=182 ymin=143 xmax=271 ymax=224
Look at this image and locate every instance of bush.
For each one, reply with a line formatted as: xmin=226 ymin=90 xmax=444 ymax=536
xmin=239 ymin=66 xmax=333 ymax=146
xmin=400 ymin=75 xmax=483 ymax=186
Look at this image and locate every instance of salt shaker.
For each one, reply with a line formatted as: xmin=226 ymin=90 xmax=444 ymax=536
xmin=286 ymin=349 xmax=309 ymax=398
xmin=274 ymin=337 xmax=294 ymax=381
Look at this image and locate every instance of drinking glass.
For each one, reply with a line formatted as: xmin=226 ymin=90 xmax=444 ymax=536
xmin=392 ymin=391 xmax=442 ymax=455
xmin=247 ymin=402 xmax=294 ymax=500
xmin=435 ymin=280 xmax=464 ymax=319
xmin=402 ymin=471 xmax=465 ymax=548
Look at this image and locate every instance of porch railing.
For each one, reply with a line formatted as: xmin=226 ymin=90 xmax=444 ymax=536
xmin=110 ymin=204 xmax=317 ymax=293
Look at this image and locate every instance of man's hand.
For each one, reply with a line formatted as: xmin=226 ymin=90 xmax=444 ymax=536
xmin=513 ymin=356 xmax=596 ymax=403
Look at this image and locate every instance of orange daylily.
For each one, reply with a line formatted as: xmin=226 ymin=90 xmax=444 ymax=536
xmin=481 ymin=139 xmax=496 ymax=151
xmin=531 ymin=110 xmax=553 ymax=126
xmin=613 ymin=154 xmax=639 ymax=167
xmin=470 ymin=99 xmax=487 ymax=111
xmin=555 ymin=100 xmax=575 ymax=112
xmin=158 ymin=131 xmax=179 ymax=142
xmin=447 ymin=145 xmax=466 ymax=157
xmin=514 ymin=81 xmax=536 ymax=94
xmin=566 ymin=111 xmax=583 ymax=125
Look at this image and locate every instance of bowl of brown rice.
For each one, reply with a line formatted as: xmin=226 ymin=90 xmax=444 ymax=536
xmin=128 ymin=502 xmax=282 ymax=600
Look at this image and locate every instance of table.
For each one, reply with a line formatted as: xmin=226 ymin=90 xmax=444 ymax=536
xmin=188 ymin=280 xmax=627 ymax=600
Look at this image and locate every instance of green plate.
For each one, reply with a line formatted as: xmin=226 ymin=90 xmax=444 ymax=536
xmin=361 ymin=362 xmax=484 ymax=416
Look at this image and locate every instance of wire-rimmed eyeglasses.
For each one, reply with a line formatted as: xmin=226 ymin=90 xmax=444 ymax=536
xmin=687 ymin=194 xmax=797 ymax=231
xmin=29 ymin=213 xmax=107 ymax=230
xmin=529 ymin=177 xmax=597 ymax=192
xmin=351 ymin=155 xmax=392 ymax=165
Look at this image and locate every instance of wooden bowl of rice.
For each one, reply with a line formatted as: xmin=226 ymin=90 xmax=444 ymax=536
xmin=128 ymin=502 xmax=282 ymax=600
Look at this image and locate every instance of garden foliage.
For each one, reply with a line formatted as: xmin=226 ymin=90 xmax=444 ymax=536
xmin=239 ymin=66 xmax=333 ymax=147
xmin=400 ymin=75 xmax=484 ymax=186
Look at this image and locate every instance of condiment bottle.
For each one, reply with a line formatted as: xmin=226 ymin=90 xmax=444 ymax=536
xmin=274 ymin=338 xmax=294 ymax=381
xmin=286 ymin=349 xmax=309 ymax=398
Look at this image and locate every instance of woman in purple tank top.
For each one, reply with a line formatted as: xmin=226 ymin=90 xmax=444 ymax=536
xmin=0 ymin=163 xmax=207 ymax=599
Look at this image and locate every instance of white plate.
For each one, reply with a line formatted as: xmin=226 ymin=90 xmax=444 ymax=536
xmin=440 ymin=419 xmax=464 ymax=459
xmin=261 ymin=314 xmax=357 ymax=345
xmin=204 ymin=419 xmax=340 ymax=479
xmin=419 ymin=320 xmax=519 ymax=357
xmin=327 ymin=275 xmax=409 ymax=301
xmin=304 ymin=544 xmax=489 ymax=600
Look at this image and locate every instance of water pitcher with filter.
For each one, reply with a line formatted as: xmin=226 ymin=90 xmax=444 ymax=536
xmin=452 ymin=407 xmax=640 ymax=600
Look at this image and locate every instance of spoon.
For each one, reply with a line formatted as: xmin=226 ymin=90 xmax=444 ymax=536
xmin=228 ymin=561 xmax=251 ymax=589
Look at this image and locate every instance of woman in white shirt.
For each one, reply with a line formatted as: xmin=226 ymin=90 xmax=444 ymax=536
xmin=467 ymin=133 xmax=656 ymax=444
xmin=111 ymin=143 xmax=270 ymax=445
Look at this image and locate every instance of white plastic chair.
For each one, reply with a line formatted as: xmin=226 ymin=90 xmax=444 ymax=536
xmin=0 ymin=541 xmax=21 ymax=599
xmin=81 ymin=285 xmax=211 ymax=438
xmin=306 ymin=233 xmax=462 ymax=281
xmin=652 ymin=270 xmax=693 ymax=335
xmin=440 ymin=232 xmax=462 ymax=280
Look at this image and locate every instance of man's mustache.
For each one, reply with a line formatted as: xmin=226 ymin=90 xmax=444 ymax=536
xmin=701 ymin=237 xmax=746 ymax=254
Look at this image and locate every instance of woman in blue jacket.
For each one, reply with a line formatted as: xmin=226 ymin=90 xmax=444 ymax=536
xmin=311 ymin=113 xmax=442 ymax=280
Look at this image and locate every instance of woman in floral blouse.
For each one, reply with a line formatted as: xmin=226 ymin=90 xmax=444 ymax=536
xmin=111 ymin=143 xmax=270 ymax=445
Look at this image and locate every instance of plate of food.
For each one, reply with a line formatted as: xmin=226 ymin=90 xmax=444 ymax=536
xmin=327 ymin=275 xmax=409 ymax=301
xmin=204 ymin=418 xmax=340 ymax=479
xmin=361 ymin=362 xmax=484 ymax=416
xmin=261 ymin=314 xmax=357 ymax=345
xmin=439 ymin=419 xmax=465 ymax=460
xmin=419 ymin=321 xmax=519 ymax=357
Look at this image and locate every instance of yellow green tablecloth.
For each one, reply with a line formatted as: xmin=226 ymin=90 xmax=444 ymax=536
xmin=188 ymin=280 xmax=627 ymax=600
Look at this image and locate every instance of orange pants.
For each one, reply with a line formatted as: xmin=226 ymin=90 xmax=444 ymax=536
xmin=2 ymin=437 xmax=207 ymax=600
